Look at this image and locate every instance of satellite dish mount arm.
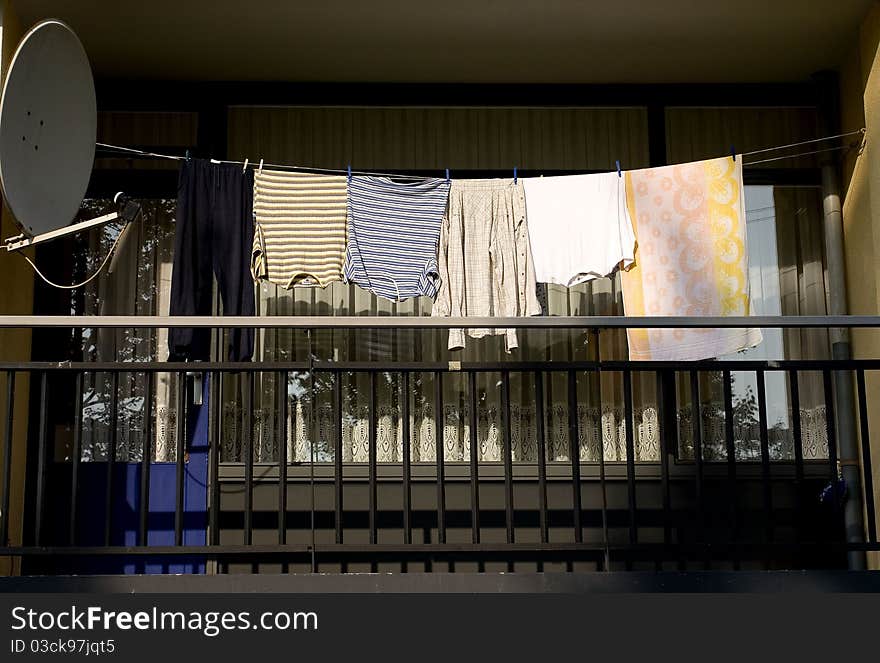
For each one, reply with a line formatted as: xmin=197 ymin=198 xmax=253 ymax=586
xmin=4 ymin=210 xmax=119 ymax=252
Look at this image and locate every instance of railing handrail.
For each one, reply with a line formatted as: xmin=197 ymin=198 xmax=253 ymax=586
xmin=1 ymin=359 xmax=880 ymax=370
xmin=0 ymin=315 xmax=879 ymax=329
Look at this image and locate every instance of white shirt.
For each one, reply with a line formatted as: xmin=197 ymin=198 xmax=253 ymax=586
xmin=522 ymin=172 xmax=636 ymax=286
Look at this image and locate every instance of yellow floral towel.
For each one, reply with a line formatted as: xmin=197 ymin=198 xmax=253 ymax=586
xmin=621 ymin=156 xmax=762 ymax=361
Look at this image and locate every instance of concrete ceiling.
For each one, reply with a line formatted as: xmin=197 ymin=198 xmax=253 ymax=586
xmin=10 ymin=0 xmax=875 ymax=83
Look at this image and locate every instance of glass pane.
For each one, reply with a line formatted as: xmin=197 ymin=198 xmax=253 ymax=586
xmin=45 ymin=199 xmax=178 ymax=463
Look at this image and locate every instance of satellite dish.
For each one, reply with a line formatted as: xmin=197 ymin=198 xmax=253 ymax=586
xmin=0 ymin=19 xmax=108 ymax=250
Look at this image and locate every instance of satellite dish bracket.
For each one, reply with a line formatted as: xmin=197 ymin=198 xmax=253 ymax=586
xmin=4 ymin=211 xmax=119 ymax=252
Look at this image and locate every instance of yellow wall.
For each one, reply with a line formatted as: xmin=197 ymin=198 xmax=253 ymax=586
xmin=0 ymin=0 xmax=30 ymax=577
xmin=840 ymin=0 xmax=880 ymax=569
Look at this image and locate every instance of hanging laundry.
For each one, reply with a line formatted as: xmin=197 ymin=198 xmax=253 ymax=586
xmin=433 ymin=179 xmax=542 ymax=351
xmin=251 ymin=169 xmax=348 ymax=288
xmin=621 ymin=156 xmax=762 ymax=361
xmin=523 ymin=172 xmax=636 ymax=286
xmin=345 ymin=176 xmax=450 ymax=301
xmin=169 ymin=159 xmax=255 ymax=361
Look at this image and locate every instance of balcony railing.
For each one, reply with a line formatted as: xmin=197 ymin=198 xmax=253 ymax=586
xmin=0 ymin=315 xmax=878 ymax=574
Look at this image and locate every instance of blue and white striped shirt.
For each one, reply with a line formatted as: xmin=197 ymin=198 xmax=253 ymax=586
xmin=344 ymin=176 xmax=451 ymax=301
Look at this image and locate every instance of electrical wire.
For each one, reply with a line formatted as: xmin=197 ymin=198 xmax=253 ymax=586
xmin=96 ymin=127 xmax=868 ymax=179
xmin=17 ymin=221 xmax=130 ymax=289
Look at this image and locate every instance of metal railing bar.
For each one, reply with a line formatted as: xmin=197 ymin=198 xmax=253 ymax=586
xmin=174 ymin=371 xmax=186 ymax=547
xmin=4 ymin=358 xmax=880 ymax=372
xmin=243 ymin=372 xmax=253 ymax=547
xmin=104 ymin=371 xmax=120 ymax=547
xmin=368 ymin=371 xmax=378 ymax=546
xmin=401 ymin=371 xmax=411 ymax=546
xmin=597 ymin=369 xmax=611 ymax=571
xmin=689 ymin=369 xmax=707 ymax=569
xmin=502 ymin=371 xmax=515 ymax=546
xmin=567 ymin=370 xmax=583 ymax=544
xmin=468 ymin=371 xmax=481 ymax=544
xmin=534 ymin=371 xmax=548 ymax=545
xmin=723 ymin=369 xmax=739 ymax=570
xmin=1 ymin=315 xmax=879 ymax=329
xmin=823 ymin=370 xmax=840 ymax=477
xmin=4 ymin=541 xmax=880 ymax=558
xmin=435 ymin=370 xmax=446 ymax=545
xmin=137 ymin=371 xmax=152 ymax=547
xmin=209 ymin=371 xmax=221 ymax=547
xmin=215 ymin=461 xmax=831 ymax=483
xmin=0 ymin=371 xmax=14 ymax=547
xmin=623 ymin=369 xmax=637 ymax=570
xmin=334 ymin=372 xmax=344 ymax=545
xmin=789 ymin=369 xmax=805 ymax=562
xmin=658 ymin=371 xmax=674 ymax=562
xmin=278 ymin=370 xmax=288 ymax=546
xmin=34 ymin=373 xmax=49 ymax=546
xmin=70 ymin=372 xmax=83 ymax=546
xmin=822 ymin=369 xmax=845 ymax=546
xmin=856 ymin=370 xmax=877 ymax=543
xmin=756 ymin=370 xmax=774 ymax=564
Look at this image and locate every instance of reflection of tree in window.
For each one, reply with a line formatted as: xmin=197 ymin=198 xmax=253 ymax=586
xmin=71 ymin=199 xmax=178 ymax=463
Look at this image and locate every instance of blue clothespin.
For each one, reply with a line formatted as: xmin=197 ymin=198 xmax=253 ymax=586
xmin=347 ymin=164 xmax=352 ymax=183
xmin=185 ymin=149 xmax=191 ymax=161
xmin=445 ymin=168 xmax=450 ymax=184
xmin=616 ymin=160 xmax=622 ymax=178
xmin=513 ymin=167 xmax=518 ymax=184
xmin=730 ymin=145 xmax=736 ymax=163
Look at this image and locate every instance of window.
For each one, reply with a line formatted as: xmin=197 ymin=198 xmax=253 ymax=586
xmin=221 ymin=185 xmax=831 ymax=465
xmin=35 ymin=198 xmax=180 ymax=464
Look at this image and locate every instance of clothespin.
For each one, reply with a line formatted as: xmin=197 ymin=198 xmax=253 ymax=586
xmin=242 ymin=158 xmax=249 ymax=173
xmin=445 ymin=168 xmax=450 ymax=184
xmin=347 ymin=164 xmax=352 ymax=184
xmin=185 ymin=149 xmax=191 ymax=161
xmin=258 ymin=158 xmax=264 ymax=174
xmin=730 ymin=145 xmax=736 ymax=163
xmin=513 ymin=167 xmax=518 ymax=184
xmin=616 ymin=160 xmax=622 ymax=178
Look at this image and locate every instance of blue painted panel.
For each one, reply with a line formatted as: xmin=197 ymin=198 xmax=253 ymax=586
xmin=44 ymin=379 xmax=210 ymax=575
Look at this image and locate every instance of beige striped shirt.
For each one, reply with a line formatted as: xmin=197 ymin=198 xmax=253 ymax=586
xmin=251 ymin=169 xmax=348 ymax=288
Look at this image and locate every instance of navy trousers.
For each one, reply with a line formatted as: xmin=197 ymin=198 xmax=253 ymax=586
xmin=168 ymin=159 xmax=255 ymax=362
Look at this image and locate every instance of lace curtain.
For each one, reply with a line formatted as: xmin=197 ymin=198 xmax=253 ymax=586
xmin=227 ymin=277 xmax=663 ymax=464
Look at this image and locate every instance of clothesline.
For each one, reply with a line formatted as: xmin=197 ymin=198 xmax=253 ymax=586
xmin=95 ymin=128 xmax=866 ymax=179
xmin=744 ymin=143 xmax=862 ymax=166
xmin=28 ymin=135 xmax=813 ymax=363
